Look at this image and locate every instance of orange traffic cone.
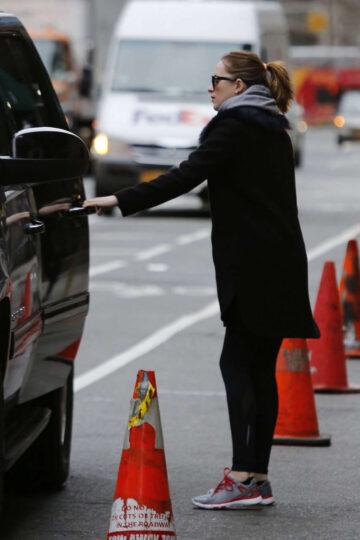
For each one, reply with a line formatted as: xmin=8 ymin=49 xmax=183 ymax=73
xmin=273 ymin=338 xmax=330 ymax=446
xmin=339 ymin=239 xmax=360 ymax=358
xmin=107 ymin=370 xmax=176 ymax=539
xmin=308 ymin=261 xmax=360 ymax=393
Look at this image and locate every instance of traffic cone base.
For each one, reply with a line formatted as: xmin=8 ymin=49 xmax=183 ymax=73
xmin=107 ymin=371 xmax=176 ymax=539
xmin=273 ymin=434 xmax=331 ymax=446
xmin=314 ymin=385 xmax=360 ymax=394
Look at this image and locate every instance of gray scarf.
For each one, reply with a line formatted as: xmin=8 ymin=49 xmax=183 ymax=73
xmin=219 ymin=84 xmax=281 ymax=116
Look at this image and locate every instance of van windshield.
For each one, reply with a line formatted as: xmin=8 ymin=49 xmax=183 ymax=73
xmin=34 ymin=39 xmax=69 ymax=79
xmin=111 ymin=40 xmax=251 ymax=95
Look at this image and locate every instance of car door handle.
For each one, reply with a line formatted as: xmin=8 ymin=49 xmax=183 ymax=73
xmin=25 ymin=219 xmax=45 ymax=235
xmin=64 ymin=205 xmax=96 ymax=218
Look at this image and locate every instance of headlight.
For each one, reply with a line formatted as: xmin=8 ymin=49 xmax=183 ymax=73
xmin=297 ymin=120 xmax=308 ymax=133
xmin=91 ymin=133 xmax=133 ymax=158
xmin=334 ymin=115 xmax=345 ymax=128
xmin=92 ymin=133 xmax=109 ymax=155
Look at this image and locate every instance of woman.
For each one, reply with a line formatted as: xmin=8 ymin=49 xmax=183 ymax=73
xmin=84 ymin=51 xmax=319 ymax=509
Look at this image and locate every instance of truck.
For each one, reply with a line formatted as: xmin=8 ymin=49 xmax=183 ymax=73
xmin=2 ymin=0 xmax=128 ymax=145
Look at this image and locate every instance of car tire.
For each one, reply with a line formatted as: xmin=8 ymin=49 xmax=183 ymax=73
xmin=40 ymin=367 xmax=74 ymax=488
xmin=7 ymin=368 xmax=74 ymax=490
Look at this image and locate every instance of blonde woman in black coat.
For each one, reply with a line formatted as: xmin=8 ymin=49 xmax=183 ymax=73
xmin=84 ymin=51 xmax=319 ymax=509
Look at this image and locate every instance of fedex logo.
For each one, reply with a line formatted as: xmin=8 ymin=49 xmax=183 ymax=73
xmin=133 ymin=109 xmax=211 ymax=126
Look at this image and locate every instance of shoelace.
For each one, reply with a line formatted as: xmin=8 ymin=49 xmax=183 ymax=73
xmin=213 ymin=467 xmax=235 ymax=493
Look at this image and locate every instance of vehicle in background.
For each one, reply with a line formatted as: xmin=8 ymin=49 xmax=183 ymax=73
xmin=287 ymin=102 xmax=307 ymax=166
xmin=92 ymin=0 xmax=301 ymax=208
xmin=292 ymin=46 xmax=360 ymax=125
xmin=2 ymin=0 xmax=99 ymax=145
xmin=30 ymin=28 xmax=81 ymax=131
xmin=0 ymin=13 xmax=92 ymax=509
xmin=334 ymin=89 xmax=360 ymax=145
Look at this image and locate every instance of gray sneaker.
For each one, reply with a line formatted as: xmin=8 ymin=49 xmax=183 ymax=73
xmin=192 ymin=468 xmax=262 ymax=509
xmin=258 ymin=480 xmax=275 ymax=506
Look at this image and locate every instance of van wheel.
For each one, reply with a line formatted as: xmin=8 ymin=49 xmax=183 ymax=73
xmin=8 ymin=368 xmax=74 ymax=490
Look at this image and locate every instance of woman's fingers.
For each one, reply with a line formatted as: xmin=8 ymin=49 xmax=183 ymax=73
xmin=83 ymin=195 xmax=118 ymax=210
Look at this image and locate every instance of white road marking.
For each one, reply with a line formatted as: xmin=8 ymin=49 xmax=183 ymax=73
xmin=78 ymin=224 xmax=360 ymax=392
xmin=135 ymin=244 xmax=172 ymax=261
xmin=91 ymin=232 xmax=158 ymax=241
xmin=147 ymin=263 xmax=169 ymax=272
xmin=89 ymin=227 xmax=210 ymax=276
xmin=91 ymin=248 xmax=139 ymax=256
xmin=173 ymin=285 xmax=216 ymax=296
xmin=176 ymin=228 xmax=210 ymax=245
xmin=90 ymin=261 xmax=127 ymax=277
xmin=90 ymin=281 xmax=216 ymax=298
xmin=74 ymin=300 xmax=219 ymax=392
xmin=307 ymin=223 xmax=360 ymax=262
xmin=90 ymin=281 xmax=164 ymax=298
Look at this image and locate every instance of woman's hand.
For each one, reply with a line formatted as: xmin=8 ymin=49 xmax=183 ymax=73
xmin=82 ymin=195 xmax=118 ymax=216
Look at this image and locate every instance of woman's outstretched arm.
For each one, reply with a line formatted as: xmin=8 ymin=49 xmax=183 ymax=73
xmin=83 ymin=116 xmax=238 ymax=216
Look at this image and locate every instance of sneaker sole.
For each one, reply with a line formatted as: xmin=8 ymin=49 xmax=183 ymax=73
xmin=260 ymin=496 xmax=275 ymax=506
xmin=192 ymin=495 xmax=262 ymax=510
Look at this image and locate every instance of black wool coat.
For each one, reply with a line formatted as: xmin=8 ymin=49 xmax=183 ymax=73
xmin=115 ymin=105 xmax=320 ymax=338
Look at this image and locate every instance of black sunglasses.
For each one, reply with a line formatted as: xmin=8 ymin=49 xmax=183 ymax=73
xmin=211 ymin=75 xmax=237 ymax=88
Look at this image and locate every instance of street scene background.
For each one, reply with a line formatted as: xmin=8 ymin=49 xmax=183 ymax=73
xmin=2 ymin=0 xmax=360 ymax=538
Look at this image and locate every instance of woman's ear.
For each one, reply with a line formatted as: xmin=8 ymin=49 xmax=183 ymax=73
xmin=235 ymin=79 xmax=246 ymax=95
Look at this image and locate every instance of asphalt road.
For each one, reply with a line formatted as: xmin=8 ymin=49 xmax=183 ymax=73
xmin=2 ymin=126 xmax=360 ymax=539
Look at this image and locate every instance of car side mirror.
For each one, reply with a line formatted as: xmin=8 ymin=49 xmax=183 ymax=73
xmin=0 ymin=127 xmax=89 ymax=185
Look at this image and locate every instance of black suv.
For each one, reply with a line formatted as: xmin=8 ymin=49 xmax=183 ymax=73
xmin=0 ymin=14 xmax=91 ymax=506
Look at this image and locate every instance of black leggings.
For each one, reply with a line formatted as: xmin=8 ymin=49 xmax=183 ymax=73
xmin=220 ymin=324 xmax=282 ymax=474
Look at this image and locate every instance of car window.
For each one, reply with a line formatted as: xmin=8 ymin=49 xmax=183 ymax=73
xmin=338 ymin=91 xmax=360 ymax=113
xmin=0 ymin=35 xmax=66 ymax=132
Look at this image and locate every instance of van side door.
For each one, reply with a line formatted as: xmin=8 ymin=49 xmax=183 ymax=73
xmin=0 ymin=85 xmax=42 ymax=403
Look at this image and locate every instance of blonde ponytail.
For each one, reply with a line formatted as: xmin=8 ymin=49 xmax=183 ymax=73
xmin=266 ymin=61 xmax=294 ymax=114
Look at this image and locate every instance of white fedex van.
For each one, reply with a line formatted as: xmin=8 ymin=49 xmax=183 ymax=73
xmin=92 ymin=0 xmax=302 ymax=204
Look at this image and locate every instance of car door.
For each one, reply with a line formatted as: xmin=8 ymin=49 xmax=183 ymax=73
xmin=0 ymin=85 xmax=42 ymax=403
xmin=0 ymin=26 xmax=89 ymax=402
